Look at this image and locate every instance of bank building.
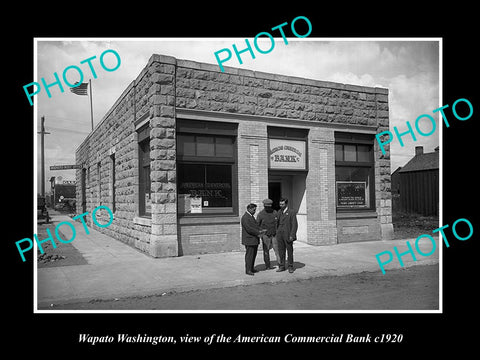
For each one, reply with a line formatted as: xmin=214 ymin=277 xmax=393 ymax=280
xmin=75 ymin=54 xmax=393 ymax=258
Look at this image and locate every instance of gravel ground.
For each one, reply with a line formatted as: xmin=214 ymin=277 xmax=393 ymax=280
xmin=393 ymin=212 xmax=439 ymax=239
xmin=46 ymin=264 xmax=439 ymax=311
xmin=36 ymin=216 xmax=88 ymax=268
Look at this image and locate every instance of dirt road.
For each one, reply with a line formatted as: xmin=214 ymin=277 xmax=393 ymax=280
xmin=47 ymin=264 xmax=439 ymax=311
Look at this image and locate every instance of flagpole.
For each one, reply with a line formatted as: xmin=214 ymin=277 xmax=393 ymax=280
xmin=89 ymin=79 xmax=94 ymax=131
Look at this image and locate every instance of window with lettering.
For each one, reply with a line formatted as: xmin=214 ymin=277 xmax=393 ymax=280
xmin=335 ymin=132 xmax=375 ymax=211
xmin=176 ymin=120 xmax=237 ymax=215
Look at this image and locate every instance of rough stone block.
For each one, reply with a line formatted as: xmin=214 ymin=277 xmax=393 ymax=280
xmin=150 ymin=170 xmax=167 ymax=182
xmin=152 ymin=73 xmax=174 ymax=85
xmin=151 ymin=192 xmax=169 ymax=204
xmin=376 ymin=94 xmax=389 ymax=103
xmin=167 ymin=171 xmax=176 ymax=182
xmin=150 ymin=127 xmax=166 ymax=139
xmin=229 ymin=93 xmax=244 ymax=104
xmin=377 ymin=110 xmax=389 ymax=118
xmin=238 ymin=104 xmax=255 ymax=114
xmin=164 ymin=150 xmax=174 ymax=161
xmin=153 ymin=138 xmax=175 ymax=149
xmin=177 ymin=68 xmax=192 ymax=79
xmin=244 ymin=96 xmax=257 ymax=105
xmin=149 ymin=95 xmax=167 ymax=106
xmin=151 ymin=149 xmax=168 ymax=160
xmin=152 ymin=212 xmax=176 ymax=225
xmin=258 ymin=90 xmax=273 ymax=98
xmin=165 ymin=203 xmax=176 ymax=213
xmin=162 ymin=182 xmax=176 ymax=192
xmin=157 ymin=160 xmax=175 ymax=170
xmin=223 ymin=103 xmax=237 ymax=113
xmin=150 ymin=181 xmax=162 ymax=192
xmin=159 ymin=105 xmax=174 ymax=118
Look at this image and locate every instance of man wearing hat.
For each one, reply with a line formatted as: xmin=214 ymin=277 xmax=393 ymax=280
xmin=241 ymin=203 xmax=266 ymax=275
xmin=257 ymin=198 xmax=280 ymax=270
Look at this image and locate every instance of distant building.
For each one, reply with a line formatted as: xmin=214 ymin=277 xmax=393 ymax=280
xmin=391 ymin=166 xmax=402 ymax=213
xmin=392 ymin=146 xmax=439 ymax=216
xmin=49 ymin=177 xmax=76 ymax=210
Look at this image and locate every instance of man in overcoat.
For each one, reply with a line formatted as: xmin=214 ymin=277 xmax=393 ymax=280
xmin=276 ymin=197 xmax=298 ymax=273
xmin=241 ymin=203 xmax=265 ymax=275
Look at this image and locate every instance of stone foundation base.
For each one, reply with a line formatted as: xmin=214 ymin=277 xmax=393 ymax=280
xmin=381 ymin=223 xmax=395 ymax=240
xmin=150 ymin=235 xmax=178 ymax=257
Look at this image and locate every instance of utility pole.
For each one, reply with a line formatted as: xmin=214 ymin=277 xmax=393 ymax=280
xmin=38 ymin=116 xmax=50 ymax=197
xmin=89 ymin=79 xmax=94 ymax=131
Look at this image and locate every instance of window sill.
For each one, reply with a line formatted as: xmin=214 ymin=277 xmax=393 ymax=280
xmin=179 ymin=215 xmax=240 ymax=226
xmin=133 ymin=216 xmax=151 ymax=226
xmin=336 ymin=210 xmax=377 ymax=220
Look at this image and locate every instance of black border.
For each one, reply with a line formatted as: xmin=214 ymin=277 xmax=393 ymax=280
xmin=7 ymin=5 xmax=478 ymax=355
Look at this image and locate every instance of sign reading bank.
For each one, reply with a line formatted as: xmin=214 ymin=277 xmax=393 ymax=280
xmin=268 ymin=139 xmax=306 ymax=170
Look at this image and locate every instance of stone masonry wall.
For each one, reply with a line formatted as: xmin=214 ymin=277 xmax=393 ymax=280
xmin=175 ymin=61 xmax=384 ymax=127
xmin=147 ymin=57 xmax=178 ymax=257
xmin=76 ymin=55 xmax=179 ymax=258
xmin=174 ymin=59 xmax=393 ymax=243
xmin=76 ymin=53 xmax=393 ymax=258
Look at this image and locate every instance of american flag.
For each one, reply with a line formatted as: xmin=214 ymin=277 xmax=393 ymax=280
xmin=70 ymin=82 xmax=89 ymax=96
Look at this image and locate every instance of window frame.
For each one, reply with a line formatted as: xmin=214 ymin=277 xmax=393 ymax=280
xmin=110 ymin=153 xmax=116 ymax=213
xmin=334 ymin=132 xmax=376 ymax=212
xmin=176 ymin=120 xmax=238 ymax=217
xmin=138 ymin=124 xmax=151 ymax=217
xmin=81 ymin=168 xmax=87 ymax=213
xmin=177 ymin=133 xmax=236 ymax=164
xmin=97 ymin=162 xmax=101 ymax=206
xmin=177 ymin=162 xmax=236 ymax=215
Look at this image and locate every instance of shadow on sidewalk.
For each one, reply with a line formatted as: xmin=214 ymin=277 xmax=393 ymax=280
xmin=36 ymin=215 xmax=88 ymax=268
xmin=254 ymin=261 xmax=306 ymax=272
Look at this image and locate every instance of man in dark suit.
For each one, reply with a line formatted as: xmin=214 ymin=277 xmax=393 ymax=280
xmin=276 ymin=197 xmax=298 ymax=273
xmin=241 ymin=203 xmax=266 ymax=276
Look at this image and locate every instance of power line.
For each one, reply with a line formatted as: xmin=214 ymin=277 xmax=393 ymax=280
xmin=44 ymin=125 xmax=90 ymax=135
xmin=44 ymin=115 xmax=90 ymax=124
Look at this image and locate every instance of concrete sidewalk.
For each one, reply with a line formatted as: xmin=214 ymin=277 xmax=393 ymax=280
xmin=37 ymin=213 xmax=440 ymax=308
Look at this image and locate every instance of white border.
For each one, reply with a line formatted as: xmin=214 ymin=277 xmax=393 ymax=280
xmin=33 ymin=37 xmax=443 ymax=314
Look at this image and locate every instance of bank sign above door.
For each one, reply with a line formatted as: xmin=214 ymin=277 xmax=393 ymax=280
xmin=268 ymin=139 xmax=307 ymax=170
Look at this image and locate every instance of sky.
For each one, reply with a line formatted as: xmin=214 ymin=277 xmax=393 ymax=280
xmin=35 ymin=38 xmax=440 ymax=193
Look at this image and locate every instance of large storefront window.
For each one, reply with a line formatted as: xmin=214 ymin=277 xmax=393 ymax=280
xmin=335 ymin=133 xmax=375 ymax=211
xmin=178 ymin=164 xmax=233 ymax=214
xmin=177 ymin=120 xmax=237 ymax=216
